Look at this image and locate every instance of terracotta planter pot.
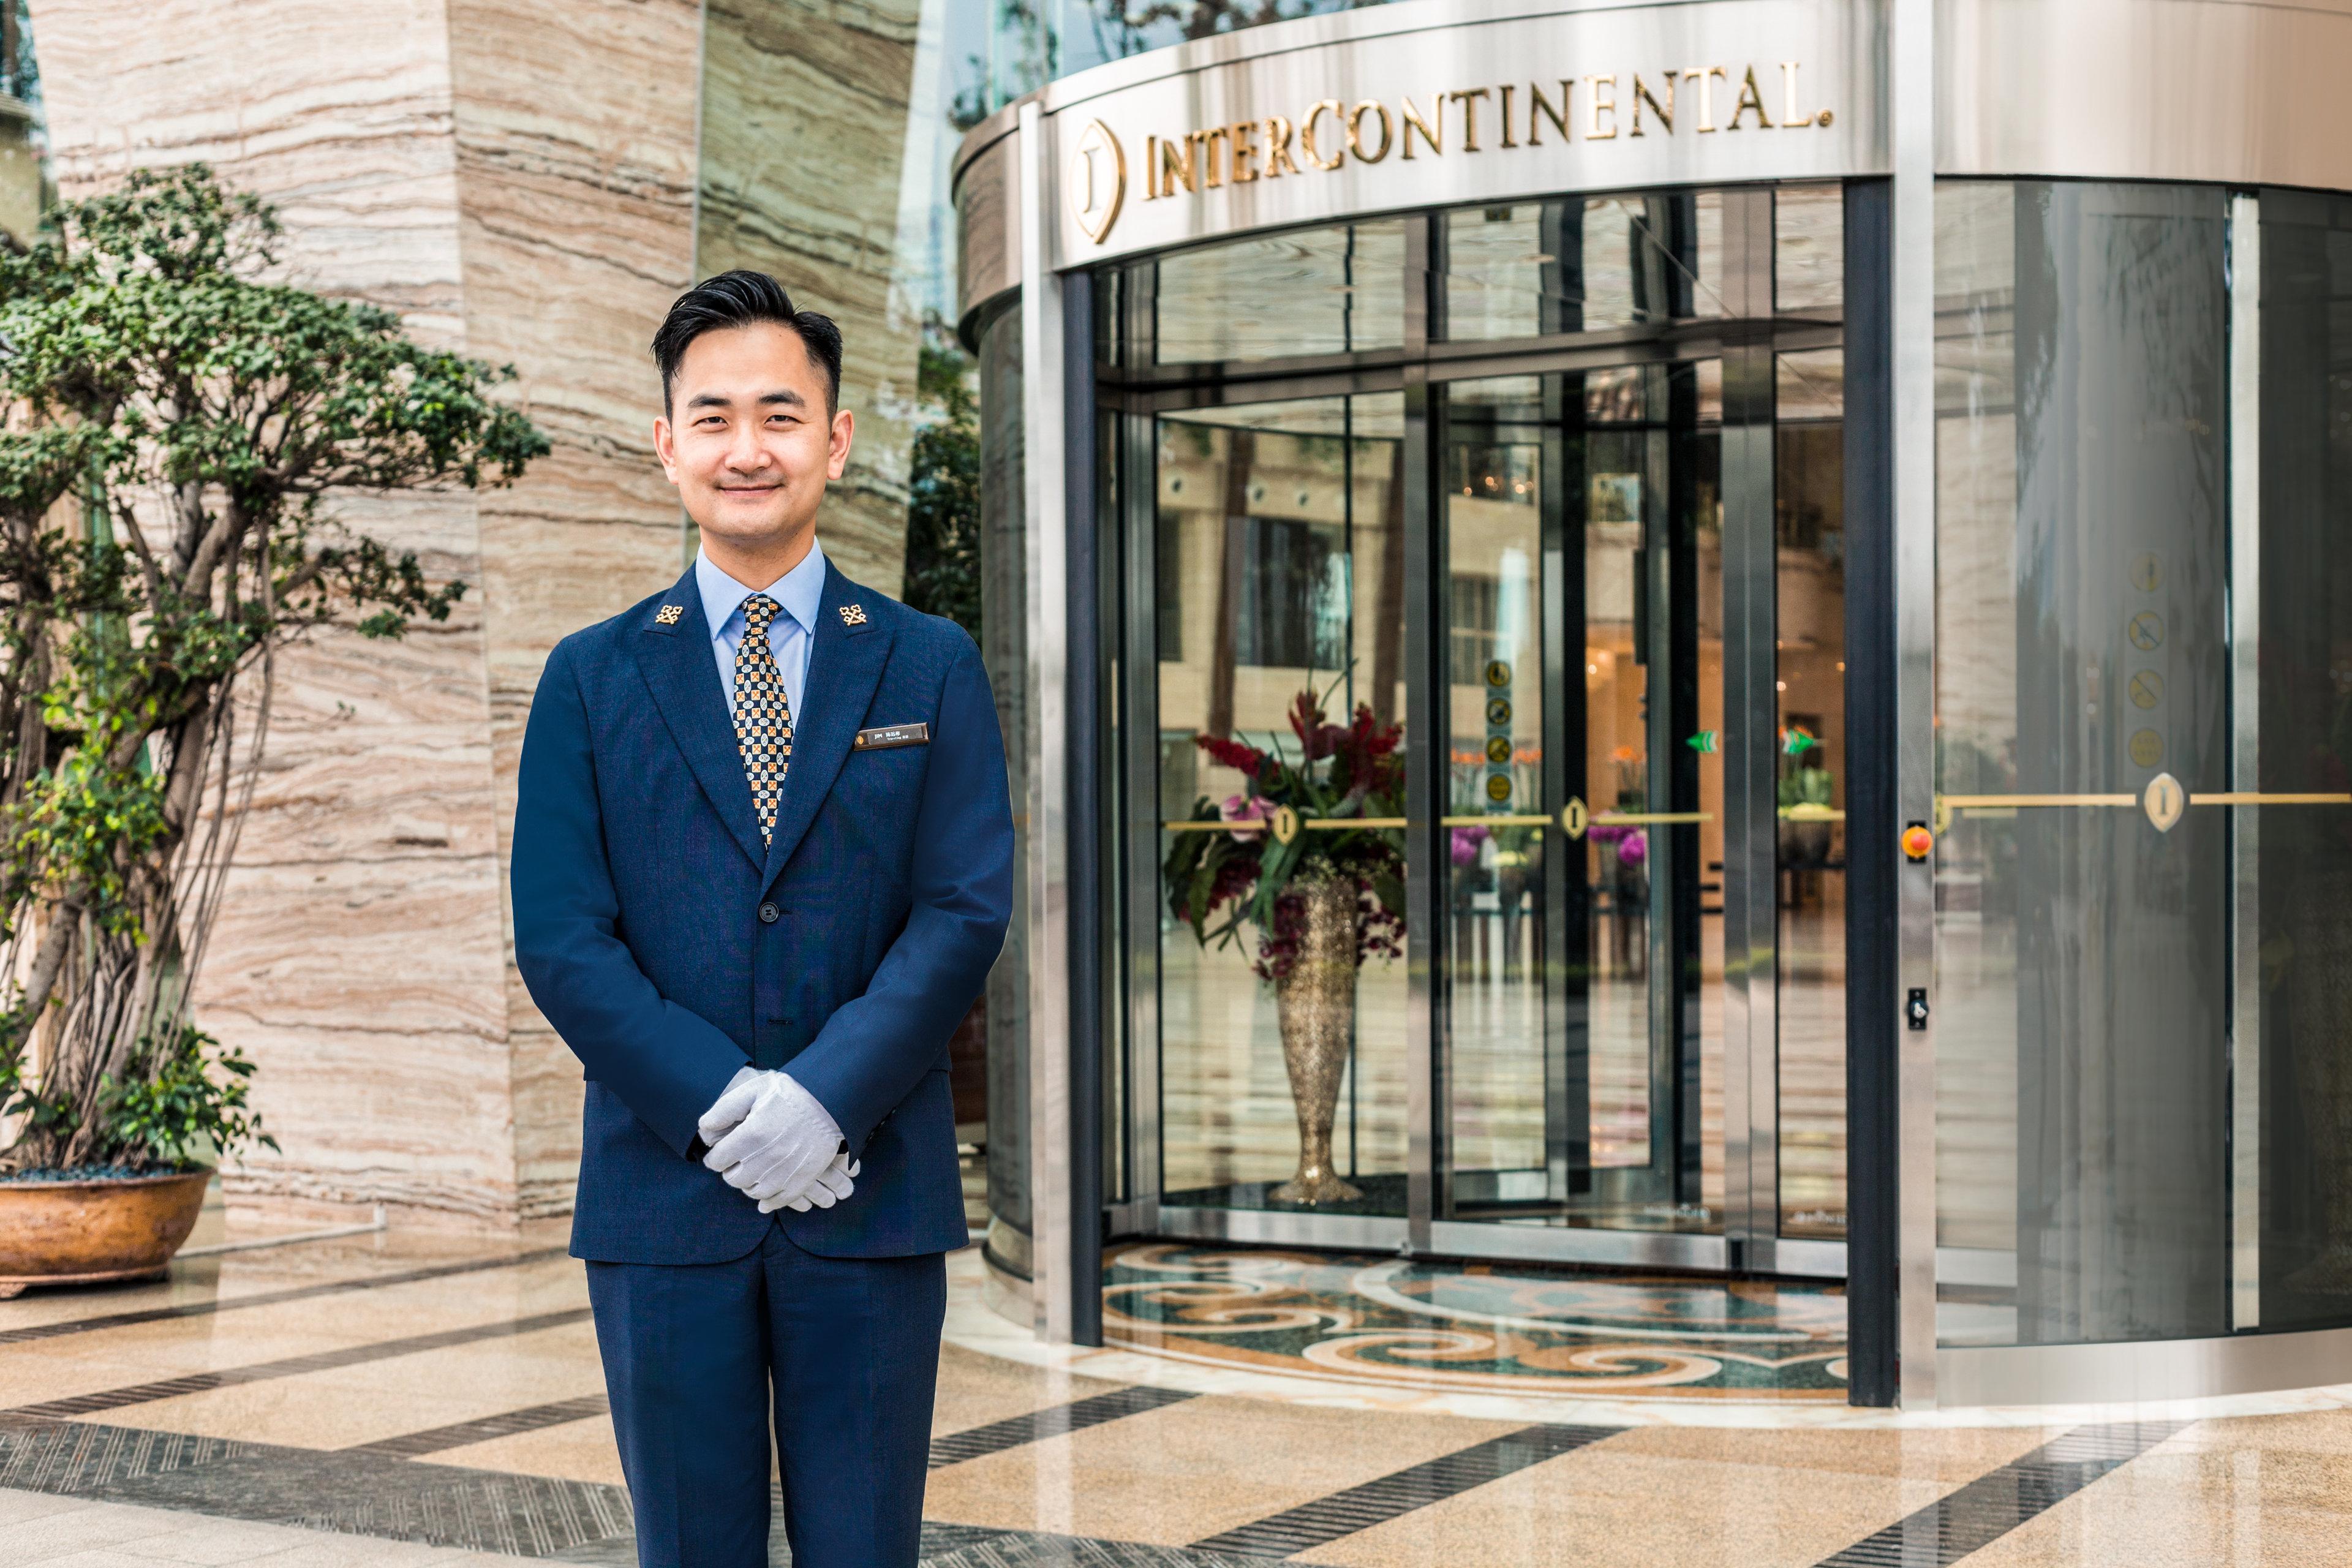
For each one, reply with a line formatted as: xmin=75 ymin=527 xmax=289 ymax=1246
xmin=0 ymin=1169 xmax=211 ymax=1297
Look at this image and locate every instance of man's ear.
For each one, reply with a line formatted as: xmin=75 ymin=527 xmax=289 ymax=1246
xmin=654 ymin=413 xmax=681 ymax=483
xmin=826 ymin=408 xmax=856 ymax=482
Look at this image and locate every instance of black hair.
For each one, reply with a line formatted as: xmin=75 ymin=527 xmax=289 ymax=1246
xmin=650 ymin=270 xmax=844 ymax=417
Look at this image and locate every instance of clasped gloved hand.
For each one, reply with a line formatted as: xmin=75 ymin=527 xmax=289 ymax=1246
xmin=699 ymin=1067 xmax=859 ymax=1213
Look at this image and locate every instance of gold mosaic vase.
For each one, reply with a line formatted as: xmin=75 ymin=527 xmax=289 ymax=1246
xmin=1271 ymin=870 xmax=1364 ymax=1205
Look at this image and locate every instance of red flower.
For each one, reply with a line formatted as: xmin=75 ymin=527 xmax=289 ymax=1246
xmin=1196 ymin=733 xmax=1267 ymax=775
xmin=1287 ymin=692 xmax=1348 ymax=761
xmin=1352 ymin=703 xmax=1403 ymax=758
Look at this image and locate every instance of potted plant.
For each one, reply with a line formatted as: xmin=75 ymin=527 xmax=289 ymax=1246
xmin=0 ymin=166 xmax=545 ymax=1293
xmin=1777 ymin=762 xmax=1837 ymax=868
xmin=1163 ymin=690 xmax=1404 ymax=1204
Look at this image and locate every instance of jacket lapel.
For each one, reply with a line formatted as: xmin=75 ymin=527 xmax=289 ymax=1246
xmin=632 ymin=566 xmax=767 ymax=873
xmin=761 ymin=563 xmax=891 ymax=889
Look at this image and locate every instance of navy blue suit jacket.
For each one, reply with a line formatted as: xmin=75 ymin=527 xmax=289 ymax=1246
xmin=511 ymin=558 xmax=1013 ymax=1265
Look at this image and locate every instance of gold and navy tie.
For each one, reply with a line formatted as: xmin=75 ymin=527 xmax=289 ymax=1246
xmin=733 ymin=595 xmax=793 ymax=845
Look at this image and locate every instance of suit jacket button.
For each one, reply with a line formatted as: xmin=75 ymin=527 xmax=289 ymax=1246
xmin=758 ymin=902 xmax=780 ymax=925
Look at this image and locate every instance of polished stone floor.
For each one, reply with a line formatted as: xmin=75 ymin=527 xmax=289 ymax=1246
xmin=6 ymin=1205 xmax=2352 ymax=1567
xmin=1102 ymin=1244 xmax=1849 ymax=1401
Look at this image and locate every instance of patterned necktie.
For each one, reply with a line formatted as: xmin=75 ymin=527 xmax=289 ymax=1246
xmin=733 ymin=594 xmax=793 ymax=845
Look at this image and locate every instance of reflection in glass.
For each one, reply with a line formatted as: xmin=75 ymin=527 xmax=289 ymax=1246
xmin=1774 ymin=347 xmax=1847 ymax=1240
xmin=2256 ymin=189 xmax=2352 ymax=1332
xmin=1440 ymin=367 xmax=1723 ymax=1234
xmin=946 ymin=1 xmax=1401 ymax=127
xmin=977 ymin=303 xmax=1031 ymax=1276
xmin=1442 ymin=194 xmax=1724 ymax=341
xmin=1932 ymin=180 xmax=2230 ymax=1346
xmin=1444 ymin=377 xmax=1548 ymax=1199
xmin=1774 ymin=184 xmax=1844 ymax=316
xmin=1154 ymin=222 xmax=1406 ymax=364
xmin=1153 ymin=394 xmax=1409 ymax=1212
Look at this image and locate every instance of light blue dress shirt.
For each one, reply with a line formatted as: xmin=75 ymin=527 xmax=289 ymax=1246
xmin=694 ymin=540 xmax=826 ymax=723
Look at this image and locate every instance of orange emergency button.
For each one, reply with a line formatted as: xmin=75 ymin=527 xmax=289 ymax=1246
xmin=1902 ymin=823 xmax=1934 ymax=861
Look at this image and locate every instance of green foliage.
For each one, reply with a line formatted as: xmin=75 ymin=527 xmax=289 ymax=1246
xmin=97 ymin=1026 xmax=276 ymax=1170
xmin=0 ymin=165 xmax=547 ymax=1172
xmin=902 ymin=324 xmax=982 ymax=640
xmin=1777 ymin=764 xmax=1834 ymax=811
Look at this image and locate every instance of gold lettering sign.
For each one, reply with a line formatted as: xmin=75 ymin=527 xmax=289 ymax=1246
xmin=1125 ymin=60 xmax=1833 ymax=224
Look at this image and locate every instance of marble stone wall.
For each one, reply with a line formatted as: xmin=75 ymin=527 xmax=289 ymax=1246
xmin=697 ymin=0 xmax=922 ymax=597
xmin=24 ymin=0 xmax=701 ymax=1226
xmin=24 ymin=0 xmax=937 ymax=1226
xmin=30 ymin=0 xmax=512 ymax=1224
xmin=442 ymin=0 xmax=705 ymax=1216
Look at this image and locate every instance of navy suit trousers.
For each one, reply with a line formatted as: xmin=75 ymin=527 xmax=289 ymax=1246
xmin=586 ymin=1229 xmax=946 ymax=1568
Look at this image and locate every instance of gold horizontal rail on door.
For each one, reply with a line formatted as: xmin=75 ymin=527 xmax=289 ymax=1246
xmin=1161 ymin=812 xmax=1715 ymax=832
xmin=1159 ymin=816 xmax=1409 ymax=834
xmin=1937 ymin=784 xmax=2352 ymax=835
xmin=1939 ymin=792 xmax=2351 ymax=809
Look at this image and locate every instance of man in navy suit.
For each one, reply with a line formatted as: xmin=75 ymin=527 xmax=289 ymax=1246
xmin=511 ymin=270 xmax=1013 ymax=1568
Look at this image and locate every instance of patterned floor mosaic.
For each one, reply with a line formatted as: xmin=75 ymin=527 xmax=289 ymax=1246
xmin=1102 ymin=1243 xmax=1849 ymax=1400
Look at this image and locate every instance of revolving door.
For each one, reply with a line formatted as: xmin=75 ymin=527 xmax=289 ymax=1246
xmin=1101 ymin=187 xmax=1852 ymax=1275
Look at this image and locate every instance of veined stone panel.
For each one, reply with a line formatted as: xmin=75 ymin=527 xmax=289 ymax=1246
xmin=443 ymin=0 xmax=703 ymax=1217
xmin=26 ymin=0 xmax=520 ymax=1223
xmin=24 ymin=0 xmax=919 ymax=1224
xmin=696 ymin=0 xmax=922 ymax=598
xmin=28 ymin=0 xmax=470 ymax=336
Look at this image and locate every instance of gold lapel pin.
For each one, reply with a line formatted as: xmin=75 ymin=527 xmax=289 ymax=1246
xmin=839 ymin=604 xmax=867 ymax=627
xmin=655 ymin=603 xmax=685 ymax=626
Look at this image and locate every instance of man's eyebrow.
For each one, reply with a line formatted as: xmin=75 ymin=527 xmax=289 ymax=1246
xmin=682 ymin=388 xmax=805 ymax=412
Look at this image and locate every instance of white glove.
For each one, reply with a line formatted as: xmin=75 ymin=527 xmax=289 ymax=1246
xmin=698 ymin=1066 xmax=761 ymax=1145
xmin=761 ymin=1150 xmax=860 ymax=1215
xmin=698 ymin=1069 xmax=859 ymax=1213
xmin=699 ymin=1068 xmax=853 ymax=1212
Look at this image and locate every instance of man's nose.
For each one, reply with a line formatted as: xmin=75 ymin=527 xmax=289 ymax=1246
xmin=724 ymin=421 xmax=767 ymax=472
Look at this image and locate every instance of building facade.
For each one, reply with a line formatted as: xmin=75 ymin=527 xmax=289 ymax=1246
xmin=16 ymin=0 xmax=2352 ymax=1417
xmin=959 ymin=0 xmax=2352 ymax=1409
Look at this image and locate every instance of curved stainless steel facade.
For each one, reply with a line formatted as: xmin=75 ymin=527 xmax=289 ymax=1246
xmin=960 ymin=0 xmax=2352 ymax=342
xmin=958 ymin=0 xmax=2352 ymax=1410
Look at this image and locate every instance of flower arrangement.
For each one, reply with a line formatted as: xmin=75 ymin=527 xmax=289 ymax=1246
xmin=1163 ymin=690 xmax=1406 ymax=979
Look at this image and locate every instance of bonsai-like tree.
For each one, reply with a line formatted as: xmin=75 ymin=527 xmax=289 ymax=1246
xmin=0 ymin=166 xmax=546 ymax=1174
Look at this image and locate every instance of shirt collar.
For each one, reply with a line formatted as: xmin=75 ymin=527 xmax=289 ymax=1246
xmin=693 ymin=538 xmax=828 ymax=641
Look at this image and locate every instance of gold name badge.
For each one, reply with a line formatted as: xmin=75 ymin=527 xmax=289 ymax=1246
xmin=853 ymin=723 xmax=931 ymax=751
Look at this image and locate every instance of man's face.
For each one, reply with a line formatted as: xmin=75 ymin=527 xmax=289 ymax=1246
xmin=654 ymin=322 xmax=853 ymax=551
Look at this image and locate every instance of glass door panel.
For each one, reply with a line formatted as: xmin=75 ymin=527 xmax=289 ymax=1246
xmin=1775 ymin=348 xmax=1849 ymax=1241
xmin=1441 ymin=375 xmax=1550 ymax=1205
xmin=1152 ymin=392 xmax=1411 ymax=1215
xmin=1441 ymin=364 xmax=1725 ymax=1234
xmin=1931 ymin=180 xmax=2233 ymax=1346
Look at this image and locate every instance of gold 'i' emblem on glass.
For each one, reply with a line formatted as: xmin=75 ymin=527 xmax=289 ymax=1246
xmin=2143 ymin=772 xmax=2185 ymax=832
xmin=1069 ymin=119 xmax=1127 ymax=244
